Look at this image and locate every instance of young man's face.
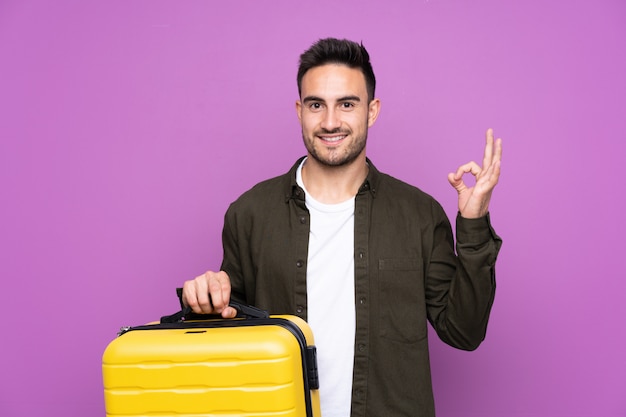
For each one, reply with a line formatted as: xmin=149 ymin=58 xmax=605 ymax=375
xmin=296 ymin=64 xmax=380 ymax=167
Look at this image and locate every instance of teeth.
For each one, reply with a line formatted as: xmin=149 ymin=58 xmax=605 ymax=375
xmin=322 ymin=135 xmax=346 ymax=142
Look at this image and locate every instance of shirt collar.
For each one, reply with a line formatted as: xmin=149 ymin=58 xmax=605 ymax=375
xmin=286 ymin=156 xmax=380 ymax=202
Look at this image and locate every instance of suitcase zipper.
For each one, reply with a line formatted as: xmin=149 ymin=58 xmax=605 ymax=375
xmin=117 ymin=326 xmax=131 ymax=337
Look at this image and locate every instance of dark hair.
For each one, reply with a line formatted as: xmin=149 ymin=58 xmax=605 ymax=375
xmin=297 ymin=38 xmax=376 ymax=102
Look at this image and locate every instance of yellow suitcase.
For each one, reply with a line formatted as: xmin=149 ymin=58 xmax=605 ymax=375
xmin=102 ymin=303 xmax=321 ymax=417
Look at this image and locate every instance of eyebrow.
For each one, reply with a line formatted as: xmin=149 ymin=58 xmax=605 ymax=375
xmin=302 ymin=95 xmax=362 ymax=104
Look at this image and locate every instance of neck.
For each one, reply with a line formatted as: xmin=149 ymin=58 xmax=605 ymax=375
xmin=301 ymin=154 xmax=368 ymax=204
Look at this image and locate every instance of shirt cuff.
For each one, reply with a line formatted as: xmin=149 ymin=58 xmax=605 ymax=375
xmin=455 ymin=212 xmax=498 ymax=245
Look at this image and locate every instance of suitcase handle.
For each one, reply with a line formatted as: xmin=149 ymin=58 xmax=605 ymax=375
xmin=161 ymin=290 xmax=270 ymax=323
xmin=160 ymin=303 xmax=269 ymax=323
xmin=228 ymin=301 xmax=270 ymax=319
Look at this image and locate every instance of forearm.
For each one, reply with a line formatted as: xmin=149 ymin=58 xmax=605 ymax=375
xmin=428 ymin=213 xmax=502 ymax=350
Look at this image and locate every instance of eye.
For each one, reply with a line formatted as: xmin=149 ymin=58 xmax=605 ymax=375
xmin=340 ymin=102 xmax=355 ymax=110
xmin=308 ymin=102 xmax=323 ymax=111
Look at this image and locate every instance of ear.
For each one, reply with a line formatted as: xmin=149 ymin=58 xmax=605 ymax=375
xmin=295 ymin=100 xmax=303 ymax=124
xmin=367 ymin=98 xmax=381 ymax=127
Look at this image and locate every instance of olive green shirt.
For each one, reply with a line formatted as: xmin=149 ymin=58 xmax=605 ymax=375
xmin=221 ymin=157 xmax=502 ymax=416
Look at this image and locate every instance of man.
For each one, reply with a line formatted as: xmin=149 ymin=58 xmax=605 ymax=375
xmin=182 ymin=38 xmax=502 ymax=416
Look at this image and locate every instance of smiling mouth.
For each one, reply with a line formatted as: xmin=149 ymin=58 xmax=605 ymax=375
xmin=320 ymin=135 xmax=346 ymax=142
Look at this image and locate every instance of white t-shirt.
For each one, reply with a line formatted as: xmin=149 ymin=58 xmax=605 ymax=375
xmin=296 ymin=160 xmax=356 ymax=417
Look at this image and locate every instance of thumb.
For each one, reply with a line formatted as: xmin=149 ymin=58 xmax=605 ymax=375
xmin=222 ymin=306 xmax=238 ymax=319
xmin=448 ymin=172 xmax=465 ymax=192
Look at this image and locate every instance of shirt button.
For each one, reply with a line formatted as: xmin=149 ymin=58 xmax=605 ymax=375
xmin=358 ymin=344 xmax=366 ymax=352
xmin=359 ymin=297 xmax=366 ymax=305
xmin=296 ymin=306 xmax=304 ymax=314
xmin=299 ymin=216 xmax=306 ymax=224
xmin=296 ymin=260 xmax=304 ymax=268
xmin=358 ymin=251 xmax=365 ymax=259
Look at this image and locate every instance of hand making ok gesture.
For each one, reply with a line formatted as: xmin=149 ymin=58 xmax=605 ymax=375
xmin=448 ymin=128 xmax=503 ymax=219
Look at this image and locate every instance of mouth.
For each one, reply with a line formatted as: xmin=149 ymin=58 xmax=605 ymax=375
xmin=317 ymin=133 xmax=348 ymax=144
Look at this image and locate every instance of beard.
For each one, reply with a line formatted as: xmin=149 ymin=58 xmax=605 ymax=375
xmin=302 ymin=127 xmax=368 ymax=167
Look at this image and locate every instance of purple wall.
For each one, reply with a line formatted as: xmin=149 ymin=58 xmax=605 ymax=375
xmin=1 ymin=1 xmax=624 ymax=416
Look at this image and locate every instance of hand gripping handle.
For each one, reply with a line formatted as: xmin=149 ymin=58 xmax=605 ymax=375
xmin=160 ymin=289 xmax=269 ymax=323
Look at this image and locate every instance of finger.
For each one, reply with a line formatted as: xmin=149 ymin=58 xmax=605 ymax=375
xmin=206 ymin=274 xmax=225 ymax=312
xmin=181 ymin=281 xmax=195 ymax=308
xmin=481 ymin=138 xmax=502 ymax=186
xmin=485 ymin=159 xmax=501 ymax=186
xmin=482 ymin=128 xmax=494 ymax=169
xmin=182 ymin=276 xmax=209 ymax=314
xmin=195 ymin=273 xmax=214 ymax=314
xmin=447 ymin=172 xmax=460 ymax=186
xmin=448 ymin=172 xmax=466 ymax=191
xmin=207 ymin=271 xmax=231 ymax=313
xmin=455 ymin=161 xmax=482 ymax=179
xmin=217 ymin=271 xmax=232 ymax=310
xmin=222 ymin=306 xmax=238 ymax=319
xmin=475 ymin=159 xmax=501 ymax=193
xmin=493 ymin=137 xmax=502 ymax=164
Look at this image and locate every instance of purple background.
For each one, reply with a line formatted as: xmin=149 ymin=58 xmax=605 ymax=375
xmin=1 ymin=1 xmax=625 ymax=416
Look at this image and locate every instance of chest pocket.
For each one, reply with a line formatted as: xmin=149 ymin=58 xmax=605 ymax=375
xmin=378 ymin=258 xmax=426 ymax=344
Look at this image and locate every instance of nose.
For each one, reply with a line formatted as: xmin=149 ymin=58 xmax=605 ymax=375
xmin=321 ymin=107 xmax=341 ymax=131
